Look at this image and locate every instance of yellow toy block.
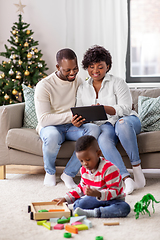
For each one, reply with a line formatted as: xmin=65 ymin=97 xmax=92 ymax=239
xmin=74 ymin=224 xmax=88 ymax=231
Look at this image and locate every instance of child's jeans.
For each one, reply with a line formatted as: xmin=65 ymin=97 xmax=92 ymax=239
xmin=73 ymin=196 xmax=131 ymax=218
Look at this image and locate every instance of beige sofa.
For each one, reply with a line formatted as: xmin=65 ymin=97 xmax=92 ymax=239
xmin=1 ymin=88 xmax=160 ymax=179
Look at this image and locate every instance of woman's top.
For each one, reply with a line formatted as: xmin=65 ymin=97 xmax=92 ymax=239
xmin=76 ymin=73 xmax=138 ymax=126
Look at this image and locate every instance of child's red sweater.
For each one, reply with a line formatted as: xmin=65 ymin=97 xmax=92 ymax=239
xmin=65 ymin=157 xmax=125 ymax=204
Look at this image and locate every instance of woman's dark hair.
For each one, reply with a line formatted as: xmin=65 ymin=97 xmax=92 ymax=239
xmin=82 ymin=45 xmax=112 ymax=72
xmin=56 ymin=48 xmax=77 ymax=64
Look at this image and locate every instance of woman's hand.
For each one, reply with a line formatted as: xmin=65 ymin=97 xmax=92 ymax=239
xmin=85 ymin=185 xmax=101 ymax=199
xmin=52 ymin=198 xmax=67 ymax=205
xmin=71 ymin=114 xmax=86 ymax=127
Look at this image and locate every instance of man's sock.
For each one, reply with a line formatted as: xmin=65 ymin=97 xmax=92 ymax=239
xmin=73 ymin=207 xmax=97 ymax=218
xmin=44 ymin=172 xmax=56 ymax=186
xmin=133 ymin=165 xmax=146 ymax=189
xmin=124 ymin=177 xmax=136 ymax=195
xmin=61 ymin=172 xmax=77 ymax=189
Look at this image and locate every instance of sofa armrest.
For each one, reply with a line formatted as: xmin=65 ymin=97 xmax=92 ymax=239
xmin=0 ymin=103 xmax=25 ymax=143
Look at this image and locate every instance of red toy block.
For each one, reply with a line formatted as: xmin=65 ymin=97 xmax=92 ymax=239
xmin=53 ymin=224 xmax=64 ymax=230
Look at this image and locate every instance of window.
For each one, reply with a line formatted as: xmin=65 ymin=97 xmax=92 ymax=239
xmin=126 ymin=0 xmax=160 ymax=83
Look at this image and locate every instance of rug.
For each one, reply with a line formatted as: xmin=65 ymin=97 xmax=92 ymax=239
xmin=0 ymin=173 xmax=160 ymax=240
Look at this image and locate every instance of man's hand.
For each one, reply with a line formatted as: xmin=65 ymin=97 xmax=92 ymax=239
xmin=52 ymin=198 xmax=67 ymax=205
xmin=71 ymin=114 xmax=85 ymax=127
xmin=85 ymin=185 xmax=101 ymax=199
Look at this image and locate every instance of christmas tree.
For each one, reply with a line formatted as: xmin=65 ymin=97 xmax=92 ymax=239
xmin=0 ymin=5 xmax=48 ymax=105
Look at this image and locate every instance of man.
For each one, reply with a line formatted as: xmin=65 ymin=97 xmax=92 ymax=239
xmin=35 ymin=48 xmax=100 ymax=188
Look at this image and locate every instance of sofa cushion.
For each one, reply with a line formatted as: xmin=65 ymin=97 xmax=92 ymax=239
xmin=117 ymin=130 xmax=160 ymax=156
xmin=130 ymin=88 xmax=160 ymax=113
xmin=138 ymin=95 xmax=160 ymax=132
xmin=22 ymin=84 xmax=38 ymax=129
xmin=6 ymin=128 xmax=76 ymax=158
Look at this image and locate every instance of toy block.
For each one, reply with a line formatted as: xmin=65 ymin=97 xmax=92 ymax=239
xmin=50 ymin=218 xmax=59 ymax=222
xmin=53 ymin=224 xmax=64 ymax=230
xmin=83 ymin=218 xmax=92 ymax=228
xmin=57 ymin=218 xmax=70 ymax=224
xmin=38 ymin=209 xmax=48 ymax=212
xmin=65 ymin=224 xmax=78 ymax=234
xmin=69 ymin=216 xmax=86 ymax=225
xmin=49 ymin=209 xmax=65 ymax=212
xmin=74 ymin=224 xmax=88 ymax=231
xmin=37 ymin=220 xmax=47 ymax=225
xmin=103 ymin=222 xmax=119 ymax=226
xmin=64 ymin=232 xmax=72 ymax=238
xmin=95 ymin=236 xmax=103 ymax=240
xmin=43 ymin=222 xmax=51 ymax=230
xmin=71 ymin=221 xmax=82 ymax=225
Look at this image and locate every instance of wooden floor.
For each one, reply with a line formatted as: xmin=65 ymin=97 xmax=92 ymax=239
xmin=6 ymin=165 xmax=45 ymax=174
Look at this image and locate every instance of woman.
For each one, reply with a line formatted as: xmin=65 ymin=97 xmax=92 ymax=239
xmin=76 ymin=45 xmax=146 ymax=195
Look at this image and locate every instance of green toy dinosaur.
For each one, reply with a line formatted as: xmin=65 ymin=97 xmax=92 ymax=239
xmin=134 ymin=193 xmax=160 ymax=219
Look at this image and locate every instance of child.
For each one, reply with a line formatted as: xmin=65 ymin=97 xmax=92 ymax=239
xmin=53 ymin=135 xmax=130 ymax=218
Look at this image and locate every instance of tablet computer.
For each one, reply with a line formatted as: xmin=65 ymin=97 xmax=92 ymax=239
xmin=71 ymin=105 xmax=107 ymax=122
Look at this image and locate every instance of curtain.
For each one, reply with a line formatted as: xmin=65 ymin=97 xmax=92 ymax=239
xmin=65 ymin=0 xmax=128 ymax=80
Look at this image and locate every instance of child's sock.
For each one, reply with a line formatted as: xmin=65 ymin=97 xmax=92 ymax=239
xmin=44 ymin=172 xmax=56 ymax=186
xmin=61 ymin=172 xmax=77 ymax=189
xmin=73 ymin=207 xmax=97 ymax=218
xmin=133 ymin=165 xmax=146 ymax=189
xmin=123 ymin=177 xmax=136 ymax=195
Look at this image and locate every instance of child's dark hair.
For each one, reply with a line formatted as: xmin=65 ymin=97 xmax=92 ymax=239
xmin=56 ymin=48 xmax=77 ymax=64
xmin=82 ymin=45 xmax=112 ymax=72
xmin=75 ymin=135 xmax=97 ymax=152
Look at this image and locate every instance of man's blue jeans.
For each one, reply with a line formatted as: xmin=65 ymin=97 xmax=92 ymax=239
xmin=98 ymin=115 xmax=141 ymax=179
xmin=40 ymin=123 xmax=100 ymax=176
xmin=73 ymin=196 xmax=131 ymax=218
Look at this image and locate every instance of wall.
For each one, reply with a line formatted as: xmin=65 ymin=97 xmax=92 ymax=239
xmin=0 ymin=0 xmax=127 ymax=80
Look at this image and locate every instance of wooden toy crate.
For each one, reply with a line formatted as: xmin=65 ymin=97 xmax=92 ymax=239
xmin=28 ymin=201 xmax=71 ymax=220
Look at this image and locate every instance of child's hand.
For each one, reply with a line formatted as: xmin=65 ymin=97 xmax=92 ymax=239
xmin=52 ymin=198 xmax=66 ymax=205
xmin=85 ymin=185 xmax=101 ymax=198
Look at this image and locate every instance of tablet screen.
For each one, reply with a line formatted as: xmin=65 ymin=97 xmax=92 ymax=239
xmin=71 ymin=105 xmax=107 ymax=122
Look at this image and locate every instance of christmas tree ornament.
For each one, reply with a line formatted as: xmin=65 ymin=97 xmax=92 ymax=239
xmin=27 ymin=52 xmax=32 ymax=59
xmin=24 ymin=42 xmax=29 ymax=47
xmin=15 ymin=38 xmax=19 ymax=43
xmin=28 ymin=84 xmax=32 ymax=88
xmin=16 ymin=72 xmax=21 ymax=80
xmin=12 ymin=79 xmax=15 ymax=82
xmin=12 ymin=30 xmax=17 ymax=35
xmin=3 ymin=61 xmax=7 ymax=65
xmin=31 ymin=50 xmax=34 ymax=55
xmin=14 ymin=0 xmax=26 ymax=14
xmin=10 ymin=54 xmax=13 ymax=59
xmin=24 ymin=70 xmax=30 ymax=76
xmin=12 ymin=89 xmax=18 ymax=95
xmin=1 ymin=73 xmax=5 ymax=78
xmin=34 ymin=48 xmax=38 ymax=53
xmin=4 ymin=94 xmax=9 ymax=100
xmin=18 ymin=59 xmax=22 ymax=65
xmin=13 ymin=54 xmax=16 ymax=59
xmin=38 ymin=63 xmax=43 ymax=68
xmin=9 ymin=69 xmax=14 ymax=75
xmin=26 ymin=30 xmax=30 ymax=35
